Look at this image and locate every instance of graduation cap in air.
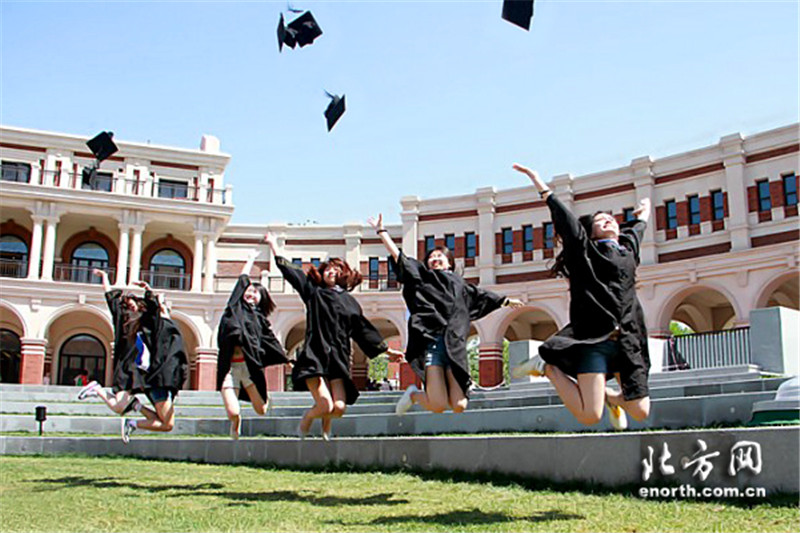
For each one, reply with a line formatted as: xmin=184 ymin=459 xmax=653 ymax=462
xmin=86 ymin=131 xmax=118 ymax=163
xmin=324 ymin=92 xmax=346 ymax=132
xmin=502 ymin=0 xmax=535 ymax=31
xmin=277 ymin=9 xmax=323 ymax=52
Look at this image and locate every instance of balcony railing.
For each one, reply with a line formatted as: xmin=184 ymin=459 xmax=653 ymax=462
xmin=31 ymin=171 xmax=231 ymax=205
xmin=53 ymin=264 xmax=117 ymax=285
xmin=141 ymin=270 xmax=192 ymax=291
xmin=669 ymin=327 xmax=751 ymax=370
xmin=0 ymin=258 xmax=28 ymax=278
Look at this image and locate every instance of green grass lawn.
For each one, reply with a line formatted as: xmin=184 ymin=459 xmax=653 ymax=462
xmin=0 ymin=456 xmax=797 ymax=532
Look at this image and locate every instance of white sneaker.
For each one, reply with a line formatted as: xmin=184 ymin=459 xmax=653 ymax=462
xmin=395 ymin=385 xmax=418 ymax=416
xmin=512 ymin=355 xmax=546 ymax=378
xmin=606 ymin=400 xmax=628 ymax=431
xmin=121 ymin=418 xmax=136 ymax=444
xmin=229 ymin=416 xmax=241 ymax=440
xmin=77 ymin=381 xmax=100 ymax=400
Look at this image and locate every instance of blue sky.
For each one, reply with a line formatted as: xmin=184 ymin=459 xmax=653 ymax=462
xmin=1 ymin=1 xmax=798 ymax=225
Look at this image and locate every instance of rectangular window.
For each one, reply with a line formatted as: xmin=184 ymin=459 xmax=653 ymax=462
xmin=424 ymin=235 xmax=435 ymax=254
xmin=666 ymin=200 xmax=678 ymax=229
xmin=523 ymin=225 xmax=533 ymax=252
xmin=543 ymin=222 xmax=554 ymax=249
xmin=445 ymin=234 xmax=455 ymax=252
xmin=623 ymin=207 xmax=635 ymax=222
xmin=1 ymin=161 xmax=31 ymax=183
xmin=688 ymin=195 xmax=701 ymax=225
xmin=369 ymin=257 xmax=379 ymax=280
xmin=757 ymin=180 xmax=771 ymax=212
xmin=310 ymin=258 xmax=321 ymax=268
xmin=502 ymin=228 xmax=513 ymax=254
xmin=465 ymin=232 xmax=476 ymax=258
xmin=711 ymin=190 xmax=725 ymax=220
xmin=783 ymin=174 xmax=798 ymax=206
xmin=91 ymin=171 xmax=113 ymax=192
xmin=158 ymin=179 xmax=189 ymax=199
xmin=291 ymin=258 xmax=302 ymax=266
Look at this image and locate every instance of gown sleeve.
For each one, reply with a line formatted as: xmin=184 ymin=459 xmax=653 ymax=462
xmin=227 ymin=274 xmax=251 ymax=308
xmin=388 ymin=252 xmax=425 ymax=285
xmin=619 ymin=219 xmax=647 ymax=264
xmin=546 ymin=193 xmax=588 ymax=251
xmin=465 ymin=283 xmax=507 ymax=321
xmin=274 ymin=256 xmax=312 ymax=301
xmin=104 ymin=289 xmax=124 ymax=322
xmin=350 ymin=305 xmax=389 ymax=359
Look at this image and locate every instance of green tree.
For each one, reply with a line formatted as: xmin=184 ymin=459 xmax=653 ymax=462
xmin=367 ymin=355 xmax=389 ymax=383
xmin=669 ymin=320 xmax=694 ymax=336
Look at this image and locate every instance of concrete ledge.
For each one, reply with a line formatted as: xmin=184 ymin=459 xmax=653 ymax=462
xmin=1 ymin=427 xmax=796 ymax=495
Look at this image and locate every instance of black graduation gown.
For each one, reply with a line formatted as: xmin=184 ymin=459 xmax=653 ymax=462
xmin=139 ymin=291 xmax=188 ymax=395
xmin=216 ymin=274 xmax=289 ymax=403
xmin=275 ymin=256 xmax=388 ymax=405
xmin=105 ymin=289 xmax=146 ymax=394
xmin=538 ymin=193 xmax=651 ymax=400
xmin=389 ymin=252 xmax=507 ymax=397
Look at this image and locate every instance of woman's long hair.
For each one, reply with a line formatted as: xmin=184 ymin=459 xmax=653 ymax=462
xmin=250 ymin=282 xmax=276 ymax=316
xmin=423 ymin=245 xmax=456 ymax=272
xmin=121 ymin=294 xmax=145 ymax=342
xmin=307 ymin=257 xmax=362 ymax=292
xmin=549 ymin=211 xmax=605 ymax=279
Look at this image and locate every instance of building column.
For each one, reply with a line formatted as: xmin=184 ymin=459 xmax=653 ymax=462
xmin=400 ymin=196 xmax=420 ymax=257
xmin=478 ymin=341 xmax=504 ymax=387
xmin=192 ymin=232 xmax=204 ymax=292
xmin=203 ymin=236 xmax=217 ymax=293
xmin=195 ymin=348 xmax=218 ymax=390
xmin=128 ymin=225 xmax=143 ymax=283
xmin=116 ymin=224 xmax=130 ymax=286
xmin=265 ymin=365 xmax=286 ymax=392
xmin=631 ymin=156 xmax=657 ymax=265
xmin=19 ymin=338 xmax=47 ymax=384
xmin=721 ymin=133 xmax=750 ymax=251
xmin=476 ymin=186 xmax=496 ymax=286
xmin=40 ymin=215 xmax=59 ymax=281
xmin=26 ymin=216 xmax=44 ymax=280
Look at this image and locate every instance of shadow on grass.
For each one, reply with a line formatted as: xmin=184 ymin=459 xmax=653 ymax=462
xmin=334 ymin=508 xmax=584 ymax=527
xmin=173 ymin=489 xmax=409 ymax=507
xmin=29 ymin=476 xmax=224 ymax=493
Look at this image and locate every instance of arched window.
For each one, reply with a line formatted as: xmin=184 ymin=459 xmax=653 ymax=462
xmin=0 ymin=235 xmax=28 ymax=278
xmin=0 ymin=329 xmax=22 ymax=383
xmin=149 ymin=249 xmax=186 ymax=290
xmin=70 ymin=242 xmax=109 ymax=284
xmin=58 ymin=334 xmax=106 ymax=386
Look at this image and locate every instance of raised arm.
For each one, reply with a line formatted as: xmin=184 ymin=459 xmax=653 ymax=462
xmin=92 ymin=268 xmax=112 ymax=292
xmin=512 ymin=163 xmax=552 ymax=200
xmin=367 ymin=213 xmax=400 ymax=262
xmin=633 ymin=198 xmax=651 ymax=224
xmin=241 ymin=248 xmax=260 ymax=276
xmin=266 ymin=232 xmax=312 ymax=300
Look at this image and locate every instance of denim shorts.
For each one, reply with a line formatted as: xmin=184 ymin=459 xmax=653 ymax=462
xmin=146 ymin=387 xmax=174 ymax=405
xmin=573 ymin=340 xmax=618 ymax=375
xmin=424 ymin=336 xmax=450 ymax=369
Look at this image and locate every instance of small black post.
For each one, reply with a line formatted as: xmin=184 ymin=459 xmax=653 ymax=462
xmin=35 ymin=406 xmax=47 ymax=436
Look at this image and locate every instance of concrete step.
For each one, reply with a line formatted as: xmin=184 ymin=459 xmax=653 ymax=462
xmin=2 ymin=426 xmax=796 ymax=495
xmin=0 ymin=391 xmax=777 ymax=437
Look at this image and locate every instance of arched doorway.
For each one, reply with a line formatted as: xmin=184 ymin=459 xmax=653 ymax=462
xmin=0 ymin=235 xmax=28 ymax=278
xmin=58 ymin=334 xmax=106 ymax=386
xmin=148 ymin=249 xmax=188 ymax=291
xmin=758 ymin=274 xmax=800 ymax=310
xmin=69 ymin=242 xmax=110 ymax=284
xmin=0 ymin=329 xmax=22 ymax=383
xmin=666 ymin=288 xmax=738 ymax=333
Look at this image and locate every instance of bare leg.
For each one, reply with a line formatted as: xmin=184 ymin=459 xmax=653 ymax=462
xmin=606 ymin=374 xmax=651 ymax=421
xmin=410 ymin=366 xmax=449 ymax=413
xmin=94 ymin=389 xmax=134 ymax=415
xmin=221 ymin=387 xmax=241 ymax=435
xmin=243 ymin=383 xmax=268 ymax=415
xmin=299 ymin=377 xmax=333 ymax=435
xmin=321 ymin=379 xmax=347 ymax=438
xmin=544 ymin=365 xmax=606 ymax=425
xmin=445 ymin=367 xmax=468 ymax=413
xmin=136 ymin=399 xmax=175 ymax=432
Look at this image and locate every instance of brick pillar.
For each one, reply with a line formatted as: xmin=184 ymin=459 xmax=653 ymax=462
xmin=19 ymin=338 xmax=47 ymax=384
xmin=195 ymin=348 xmax=218 ymax=391
xmin=264 ymin=364 xmax=286 ymax=392
xmin=399 ymin=361 xmax=422 ymax=390
xmin=478 ymin=342 xmax=504 ymax=387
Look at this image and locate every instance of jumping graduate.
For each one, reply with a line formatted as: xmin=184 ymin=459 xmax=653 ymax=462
xmin=511 ymin=163 xmax=652 ymax=430
xmin=367 ymin=214 xmax=524 ymax=416
xmin=78 ymin=271 xmax=187 ymax=443
xmin=217 ymin=249 xmax=289 ymax=439
xmin=265 ymin=233 xmax=404 ymax=439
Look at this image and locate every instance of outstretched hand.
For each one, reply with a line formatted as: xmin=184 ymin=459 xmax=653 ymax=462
xmin=367 ymin=214 xmax=384 ymax=232
xmin=633 ymin=198 xmax=651 ymax=221
xmin=386 ymin=348 xmax=405 ymax=363
xmin=131 ymin=280 xmax=152 ymax=291
xmin=504 ymin=298 xmax=525 ymax=309
xmin=512 ymin=163 xmax=537 ymax=180
xmin=92 ymin=268 xmax=106 ymax=277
